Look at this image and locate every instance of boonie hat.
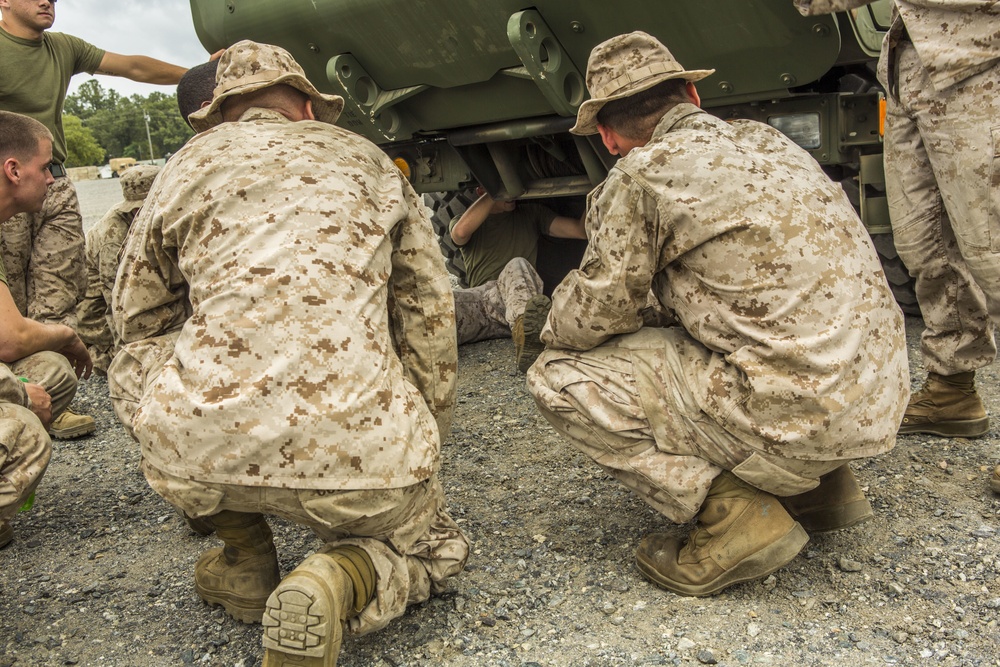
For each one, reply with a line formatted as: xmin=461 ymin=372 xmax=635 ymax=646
xmin=119 ymin=164 xmax=160 ymax=209
xmin=188 ymin=40 xmax=344 ymax=132
xmin=571 ymin=31 xmax=715 ymax=136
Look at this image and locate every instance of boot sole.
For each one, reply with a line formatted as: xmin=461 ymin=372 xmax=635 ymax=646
xmin=194 ymin=583 xmax=269 ymax=624
xmin=49 ymin=422 xmax=97 ymax=439
xmin=262 ymin=570 xmax=342 ymax=667
xmin=636 ymin=523 xmax=809 ymax=597
xmin=898 ymin=417 xmax=989 ymax=438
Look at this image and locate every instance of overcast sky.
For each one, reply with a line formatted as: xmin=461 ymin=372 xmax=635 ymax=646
xmin=56 ymin=0 xmax=214 ymax=99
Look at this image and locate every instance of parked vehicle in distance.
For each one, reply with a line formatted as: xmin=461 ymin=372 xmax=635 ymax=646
xmin=108 ymin=157 xmax=137 ymax=178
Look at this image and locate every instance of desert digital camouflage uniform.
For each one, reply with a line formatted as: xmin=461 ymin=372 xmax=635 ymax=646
xmin=110 ymin=104 xmax=467 ymax=632
xmin=0 ymin=364 xmax=51 ymax=523
xmin=794 ymin=0 xmax=1000 ymax=374
xmin=527 ymin=103 xmax=910 ymax=522
xmin=0 ymin=176 xmax=86 ymax=328
xmin=77 ymin=165 xmax=160 ymax=374
xmin=454 ymin=257 xmax=543 ymax=344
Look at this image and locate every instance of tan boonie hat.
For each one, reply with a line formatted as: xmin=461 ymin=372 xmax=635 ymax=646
xmin=188 ymin=40 xmax=344 ymax=133
xmin=571 ymin=31 xmax=715 ymax=136
xmin=118 ymin=164 xmax=160 ymax=209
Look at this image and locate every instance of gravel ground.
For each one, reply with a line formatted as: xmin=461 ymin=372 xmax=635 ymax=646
xmin=1 ymin=180 xmax=997 ymax=667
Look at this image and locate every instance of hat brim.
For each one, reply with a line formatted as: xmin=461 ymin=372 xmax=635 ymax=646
xmin=188 ymin=70 xmax=344 ymax=133
xmin=570 ymin=68 xmax=715 ymax=136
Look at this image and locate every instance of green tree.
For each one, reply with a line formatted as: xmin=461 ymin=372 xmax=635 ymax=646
xmin=63 ymin=114 xmax=104 ymax=167
xmin=64 ymin=80 xmax=194 ymax=162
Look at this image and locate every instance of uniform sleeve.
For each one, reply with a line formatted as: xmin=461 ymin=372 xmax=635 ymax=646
xmin=64 ymin=33 xmax=106 ymax=75
xmin=0 ymin=365 xmax=29 ymax=408
xmin=112 ymin=204 xmax=190 ymax=345
xmin=792 ymin=0 xmax=872 ymax=15
xmin=531 ymin=204 xmax=559 ymax=237
xmin=387 ymin=175 xmax=459 ymax=441
xmin=542 ymin=170 xmax=661 ymax=351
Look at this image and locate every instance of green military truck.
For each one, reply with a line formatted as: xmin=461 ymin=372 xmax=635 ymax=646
xmin=188 ymin=0 xmax=913 ymax=310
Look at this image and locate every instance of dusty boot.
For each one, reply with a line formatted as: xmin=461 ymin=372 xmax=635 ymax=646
xmin=0 ymin=521 xmax=12 ymax=549
xmin=513 ymin=294 xmax=550 ymax=373
xmin=991 ymin=465 xmax=1000 ymax=494
xmin=635 ymin=472 xmax=808 ymax=597
xmin=263 ymin=545 xmax=377 ymax=667
xmin=781 ymin=465 xmax=873 ymax=532
xmin=195 ymin=511 xmax=280 ymax=623
xmin=899 ymin=372 xmax=989 ymax=438
xmin=49 ymin=408 xmax=96 ymax=439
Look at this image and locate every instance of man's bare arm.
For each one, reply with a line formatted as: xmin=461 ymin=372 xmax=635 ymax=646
xmin=96 ymin=52 xmax=187 ymax=85
xmin=548 ymin=215 xmax=586 ymax=240
xmin=450 ymin=192 xmax=514 ymax=246
xmin=0 ymin=284 xmax=92 ymax=378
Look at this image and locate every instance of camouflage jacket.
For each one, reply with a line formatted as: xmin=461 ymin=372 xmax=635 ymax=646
xmin=794 ymin=0 xmax=1000 ymax=90
xmin=543 ymin=104 xmax=909 ymax=460
xmin=77 ymin=201 xmax=138 ymax=372
xmin=113 ymin=108 xmax=457 ymax=490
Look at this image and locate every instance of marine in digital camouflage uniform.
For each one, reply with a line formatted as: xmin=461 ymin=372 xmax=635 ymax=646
xmin=109 ymin=41 xmax=468 ymax=665
xmin=449 ymin=190 xmax=585 ymax=371
xmin=0 ymin=110 xmax=92 ymax=548
xmin=526 ymin=32 xmax=910 ymax=597
xmin=795 ymin=0 xmax=1000 ymax=494
xmin=76 ymin=165 xmax=159 ymax=375
xmin=1 ymin=0 xmax=190 ymax=439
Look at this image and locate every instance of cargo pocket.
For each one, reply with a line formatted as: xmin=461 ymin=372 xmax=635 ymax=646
xmin=731 ymin=452 xmax=819 ymax=497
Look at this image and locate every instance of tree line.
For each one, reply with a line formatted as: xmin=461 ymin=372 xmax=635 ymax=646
xmin=62 ymin=79 xmax=194 ymax=168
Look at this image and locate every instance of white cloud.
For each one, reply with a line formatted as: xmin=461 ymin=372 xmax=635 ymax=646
xmin=55 ymin=0 xmax=214 ymax=99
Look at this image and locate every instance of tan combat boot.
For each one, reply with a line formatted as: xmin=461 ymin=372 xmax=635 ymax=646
xmin=262 ymin=545 xmax=377 ymax=667
xmin=635 ymin=472 xmax=808 ymax=596
xmin=991 ymin=465 xmax=1000 ymax=494
xmin=195 ymin=511 xmax=281 ymax=623
xmin=49 ymin=408 xmax=96 ymax=439
xmin=898 ymin=372 xmax=989 ymax=438
xmin=512 ymin=294 xmax=550 ymax=373
xmin=781 ymin=465 xmax=873 ymax=532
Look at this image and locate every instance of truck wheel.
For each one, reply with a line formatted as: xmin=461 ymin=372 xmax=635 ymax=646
xmin=424 ymin=191 xmax=473 ymax=287
xmin=871 ymin=233 xmax=921 ymax=317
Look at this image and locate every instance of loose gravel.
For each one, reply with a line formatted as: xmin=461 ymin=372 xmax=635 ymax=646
xmin=0 ymin=180 xmax=996 ymax=667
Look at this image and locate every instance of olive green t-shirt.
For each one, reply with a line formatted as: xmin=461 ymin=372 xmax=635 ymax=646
xmin=0 ymin=28 xmax=105 ymax=164
xmin=451 ymin=203 xmax=557 ymax=288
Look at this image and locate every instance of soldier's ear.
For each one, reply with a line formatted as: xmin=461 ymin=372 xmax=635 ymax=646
xmin=3 ymin=157 xmax=20 ymax=184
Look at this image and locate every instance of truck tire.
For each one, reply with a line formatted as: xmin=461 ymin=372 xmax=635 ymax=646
xmin=870 ymin=233 xmax=921 ymax=317
xmin=424 ymin=191 xmax=473 ymax=287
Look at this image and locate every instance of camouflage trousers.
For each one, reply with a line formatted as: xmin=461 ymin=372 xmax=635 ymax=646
xmin=0 ymin=176 xmax=86 ymax=328
xmin=454 ymin=257 xmax=543 ymax=345
xmin=108 ymin=333 xmax=469 ymax=634
xmin=142 ymin=463 xmax=468 ymax=635
xmin=527 ymin=328 xmax=844 ymax=523
xmin=0 ymin=403 xmax=51 ymax=522
xmin=886 ymin=43 xmax=1000 ymax=375
xmin=5 ymin=352 xmax=78 ymax=421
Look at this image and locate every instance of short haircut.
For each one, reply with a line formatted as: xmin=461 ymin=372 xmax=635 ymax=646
xmin=596 ymin=79 xmax=690 ymax=142
xmin=177 ymin=60 xmax=220 ymax=129
xmin=219 ymin=84 xmax=308 ymax=122
xmin=0 ymin=111 xmax=52 ymax=162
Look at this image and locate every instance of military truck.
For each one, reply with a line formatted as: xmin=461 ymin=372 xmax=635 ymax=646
xmin=188 ymin=0 xmax=913 ymax=310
